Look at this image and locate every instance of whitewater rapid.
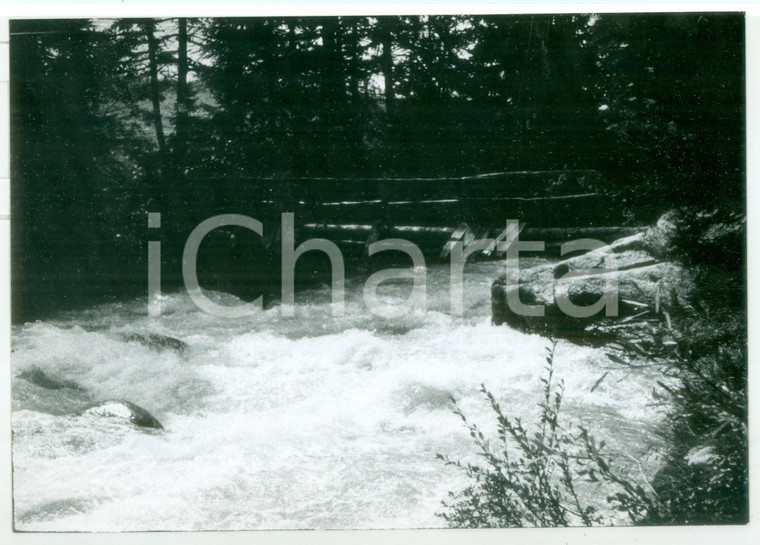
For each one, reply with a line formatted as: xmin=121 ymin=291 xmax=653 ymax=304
xmin=11 ymin=261 xmax=664 ymax=530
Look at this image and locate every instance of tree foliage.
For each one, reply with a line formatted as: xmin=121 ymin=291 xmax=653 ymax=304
xmin=10 ymin=13 xmax=745 ymax=321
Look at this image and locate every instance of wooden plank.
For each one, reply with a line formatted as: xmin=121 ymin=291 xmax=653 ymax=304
xmin=484 ymin=222 xmax=525 ymax=256
xmin=440 ymin=222 xmax=473 ymax=259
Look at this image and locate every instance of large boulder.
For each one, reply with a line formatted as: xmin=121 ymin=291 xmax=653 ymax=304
xmin=80 ymin=400 xmax=164 ymax=430
xmin=491 ymin=212 xmax=699 ymax=339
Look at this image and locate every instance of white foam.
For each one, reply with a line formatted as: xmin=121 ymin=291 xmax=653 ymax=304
xmin=12 ymin=262 xmax=666 ymax=530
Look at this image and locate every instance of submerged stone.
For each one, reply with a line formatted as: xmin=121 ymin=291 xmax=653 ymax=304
xmin=17 ymin=367 xmax=82 ymax=391
xmin=396 ymin=383 xmax=454 ymax=414
xmin=119 ymin=333 xmax=188 ymax=352
xmin=13 ymin=375 xmax=93 ymax=416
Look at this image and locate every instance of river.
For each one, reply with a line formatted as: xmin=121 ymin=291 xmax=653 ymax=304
xmin=11 ymin=260 xmax=664 ymax=530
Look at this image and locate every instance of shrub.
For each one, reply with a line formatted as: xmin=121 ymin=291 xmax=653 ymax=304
xmin=440 ymin=269 xmax=748 ymax=528
xmin=614 ymin=308 xmax=748 ymax=524
xmin=436 ymin=341 xmax=656 ymax=527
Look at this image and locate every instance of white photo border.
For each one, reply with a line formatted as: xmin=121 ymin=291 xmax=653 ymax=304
xmin=0 ymin=2 xmax=756 ymax=544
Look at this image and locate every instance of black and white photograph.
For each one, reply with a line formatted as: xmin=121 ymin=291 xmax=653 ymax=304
xmin=3 ymin=4 xmax=750 ymax=536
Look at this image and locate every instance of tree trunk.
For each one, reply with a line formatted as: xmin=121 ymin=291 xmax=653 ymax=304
xmin=379 ymin=19 xmax=395 ymax=115
xmin=377 ymin=18 xmax=397 ymax=178
xmin=319 ymin=17 xmax=342 ymax=175
xmin=286 ymin=20 xmax=307 ymax=178
xmin=347 ymin=19 xmax=360 ymax=102
xmin=175 ymin=18 xmax=189 ymax=179
xmin=172 ymin=17 xmax=195 ymax=231
xmin=144 ymin=20 xmax=166 ymax=171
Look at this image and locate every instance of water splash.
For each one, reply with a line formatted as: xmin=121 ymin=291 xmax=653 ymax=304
xmin=12 ymin=262 xmax=664 ymax=530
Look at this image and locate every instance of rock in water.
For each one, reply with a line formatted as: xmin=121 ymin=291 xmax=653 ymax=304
xmin=119 ymin=333 xmax=188 ymax=352
xmin=81 ymin=401 xmax=164 ymax=430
